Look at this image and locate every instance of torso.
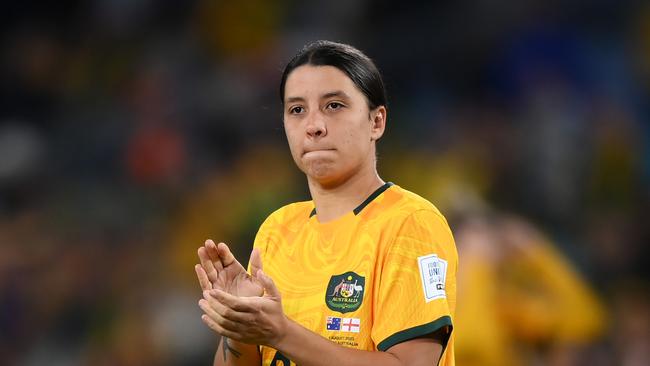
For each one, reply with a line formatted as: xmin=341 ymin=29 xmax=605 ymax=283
xmin=252 ymin=183 xmax=457 ymax=365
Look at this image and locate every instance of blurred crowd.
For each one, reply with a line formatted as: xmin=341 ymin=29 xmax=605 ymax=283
xmin=1 ymin=1 xmax=649 ymax=365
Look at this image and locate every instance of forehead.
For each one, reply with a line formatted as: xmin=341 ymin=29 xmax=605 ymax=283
xmin=284 ymin=65 xmax=364 ymax=101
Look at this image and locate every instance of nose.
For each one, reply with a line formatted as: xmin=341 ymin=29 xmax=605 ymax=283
xmin=305 ymin=111 xmax=327 ymax=139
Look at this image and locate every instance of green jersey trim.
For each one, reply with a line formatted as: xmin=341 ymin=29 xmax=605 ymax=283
xmin=376 ymin=315 xmax=452 ymax=352
xmin=309 ymin=182 xmax=395 ymax=218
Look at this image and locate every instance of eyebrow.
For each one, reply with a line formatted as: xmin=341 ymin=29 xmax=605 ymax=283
xmin=284 ymin=90 xmax=351 ymax=104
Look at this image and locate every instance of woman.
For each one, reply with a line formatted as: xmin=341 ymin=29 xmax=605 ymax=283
xmin=195 ymin=40 xmax=458 ymax=366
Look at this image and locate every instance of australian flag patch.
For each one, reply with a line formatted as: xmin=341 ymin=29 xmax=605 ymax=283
xmin=326 ymin=316 xmax=341 ymax=331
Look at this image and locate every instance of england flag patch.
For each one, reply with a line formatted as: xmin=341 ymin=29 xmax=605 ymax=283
xmin=418 ymin=254 xmax=447 ymax=302
xmin=341 ymin=318 xmax=360 ymax=333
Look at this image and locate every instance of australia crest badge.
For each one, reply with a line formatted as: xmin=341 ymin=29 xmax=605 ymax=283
xmin=325 ymin=271 xmax=365 ymax=313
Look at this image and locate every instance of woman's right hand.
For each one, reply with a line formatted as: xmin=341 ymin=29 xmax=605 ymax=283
xmin=195 ymin=240 xmax=264 ymax=297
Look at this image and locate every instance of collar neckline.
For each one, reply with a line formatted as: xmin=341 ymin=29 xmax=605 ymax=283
xmin=309 ymin=182 xmax=395 ymax=218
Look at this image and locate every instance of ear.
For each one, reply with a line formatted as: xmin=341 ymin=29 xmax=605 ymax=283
xmin=369 ymin=105 xmax=387 ymax=141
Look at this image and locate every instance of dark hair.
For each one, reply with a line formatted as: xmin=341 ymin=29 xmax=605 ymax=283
xmin=280 ymin=40 xmax=387 ymax=110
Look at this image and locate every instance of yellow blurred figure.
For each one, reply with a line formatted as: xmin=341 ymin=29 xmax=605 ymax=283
xmin=454 ymin=215 xmax=606 ymax=366
xmin=382 ymin=148 xmax=606 ymax=365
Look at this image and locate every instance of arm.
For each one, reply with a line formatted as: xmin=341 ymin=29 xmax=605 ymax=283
xmin=499 ymin=217 xmax=606 ymax=342
xmin=212 ymin=335 xmax=260 ymax=366
xmin=277 ymin=318 xmax=445 ymax=366
xmin=195 ymin=240 xmax=264 ymax=366
xmin=200 ymin=270 xmax=446 ymax=366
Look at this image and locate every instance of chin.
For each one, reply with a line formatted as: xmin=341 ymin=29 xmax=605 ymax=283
xmin=304 ymin=159 xmax=339 ymax=182
xmin=307 ymin=162 xmax=334 ymax=178
xmin=306 ymin=165 xmax=357 ymax=190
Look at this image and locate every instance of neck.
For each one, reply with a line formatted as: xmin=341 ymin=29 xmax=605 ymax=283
xmin=307 ymin=166 xmax=385 ymax=223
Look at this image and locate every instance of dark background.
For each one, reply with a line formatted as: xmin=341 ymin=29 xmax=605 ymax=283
xmin=0 ymin=1 xmax=648 ymax=365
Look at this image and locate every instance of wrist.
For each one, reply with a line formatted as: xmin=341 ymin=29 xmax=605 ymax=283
xmin=270 ymin=315 xmax=294 ymax=352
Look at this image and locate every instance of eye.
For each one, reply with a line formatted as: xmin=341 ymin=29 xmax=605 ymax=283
xmin=288 ymin=106 xmax=304 ymax=114
xmin=326 ymin=102 xmax=344 ymax=110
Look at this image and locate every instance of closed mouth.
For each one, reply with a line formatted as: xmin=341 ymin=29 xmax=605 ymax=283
xmin=303 ymin=148 xmax=335 ymax=156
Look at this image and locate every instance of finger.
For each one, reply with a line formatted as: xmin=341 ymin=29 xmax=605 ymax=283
xmin=199 ymin=298 xmax=242 ymax=332
xmin=210 ymin=289 xmax=257 ymax=313
xmin=204 ymin=291 xmax=255 ymax=323
xmin=198 ymin=246 xmax=219 ymax=284
xmin=195 ymin=264 xmax=212 ymax=291
xmin=201 ymin=314 xmax=242 ymax=341
xmin=257 ymin=269 xmax=281 ymax=299
xmin=216 ymin=242 xmax=238 ymax=267
xmin=205 ymin=240 xmax=224 ymax=271
xmin=249 ymin=248 xmax=263 ymax=278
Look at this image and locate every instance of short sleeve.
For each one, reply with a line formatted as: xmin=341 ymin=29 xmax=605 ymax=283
xmin=372 ymin=209 xmax=458 ymax=351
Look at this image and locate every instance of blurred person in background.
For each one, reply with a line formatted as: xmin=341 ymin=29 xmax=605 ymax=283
xmin=453 ymin=212 xmax=606 ymax=366
xmin=194 ymin=41 xmax=458 ymax=366
xmin=383 ymin=122 xmax=609 ymax=366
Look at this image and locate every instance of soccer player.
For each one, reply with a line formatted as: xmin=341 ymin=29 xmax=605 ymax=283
xmin=195 ymin=40 xmax=458 ymax=366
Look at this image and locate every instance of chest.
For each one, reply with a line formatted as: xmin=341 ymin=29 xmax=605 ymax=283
xmin=262 ymin=221 xmax=388 ymax=347
xmin=264 ymin=221 xmax=386 ymax=297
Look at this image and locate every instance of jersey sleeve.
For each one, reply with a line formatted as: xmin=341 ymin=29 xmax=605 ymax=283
xmin=371 ymin=208 xmax=458 ymax=351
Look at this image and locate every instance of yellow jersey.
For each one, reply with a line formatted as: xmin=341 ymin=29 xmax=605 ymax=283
xmin=250 ymin=182 xmax=458 ymax=366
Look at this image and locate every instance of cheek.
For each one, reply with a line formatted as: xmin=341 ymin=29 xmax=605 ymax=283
xmin=284 ymin=126 xmax=300 ymax=155
xmin=339 ymin=129 xmax=368 ymax=162
xmin=284 ymin=122 xmax=298 ymax=142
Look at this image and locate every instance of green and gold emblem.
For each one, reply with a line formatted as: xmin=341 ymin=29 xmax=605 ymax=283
xmin=325 ymin=271 xmax=365 ymax=313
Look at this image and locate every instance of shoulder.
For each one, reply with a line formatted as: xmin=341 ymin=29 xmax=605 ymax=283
xmin=371 ymin=185 xmax=455 ymax=249
xmin=258 ymin=200 xmax=313 ymax=232
xmin=381 ymin=185 xmax=457 ymax=265
xmin=392 ymin=185 xmax=442 ymax=213
xmin=378 ymin=184 xmax=449 ymax=226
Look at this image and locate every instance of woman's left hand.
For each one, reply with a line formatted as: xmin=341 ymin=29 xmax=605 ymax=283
xmin=198 ymin=269 xmax=289 ymax=347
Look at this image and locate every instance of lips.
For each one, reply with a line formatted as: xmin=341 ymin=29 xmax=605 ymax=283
xmin=302 ymin=148 xmax=335 ymax=156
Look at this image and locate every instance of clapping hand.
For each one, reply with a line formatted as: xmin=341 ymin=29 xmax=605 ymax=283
xmin=195 ymin=240 xmax=263 ymax=297
xmin=195 ymin=240 xmax=289 ymax=347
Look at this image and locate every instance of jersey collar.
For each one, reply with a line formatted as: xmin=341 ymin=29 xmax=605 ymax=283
xmin=309 ymin=182 xmax=395 ymax=218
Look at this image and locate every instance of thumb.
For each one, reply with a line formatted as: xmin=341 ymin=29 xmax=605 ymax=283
xmin=249 ymin=248 xmax=263 ymax=278
xmin=257 ymin=269 xmax=281 ymax=299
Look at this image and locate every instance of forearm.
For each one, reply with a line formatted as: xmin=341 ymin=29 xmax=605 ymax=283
xmin=214 ymin=337 xmax=261 ymax=366
xmin=198 ymin=274 xmax=443 ymax=365
xmin=273 ymin=319 xmax=438 ymax=366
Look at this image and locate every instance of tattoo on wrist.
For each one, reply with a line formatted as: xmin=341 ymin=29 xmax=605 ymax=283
xmin=222 ymin=337 xmax=242 ymax=361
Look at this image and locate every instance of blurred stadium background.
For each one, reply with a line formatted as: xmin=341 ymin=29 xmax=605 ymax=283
xmin=1 ymin=1 xmax=648 ymax=365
